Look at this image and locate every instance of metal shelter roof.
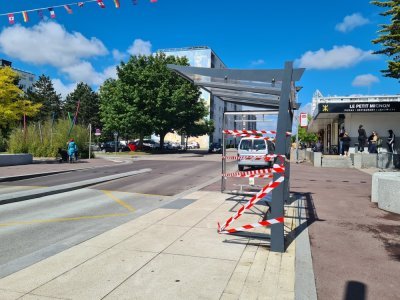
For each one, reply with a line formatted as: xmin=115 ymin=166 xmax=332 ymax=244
xmin=167 ymin=64 xmax=305 ymax=109
xmin=168 ymin=62 xmax=305 ymax=253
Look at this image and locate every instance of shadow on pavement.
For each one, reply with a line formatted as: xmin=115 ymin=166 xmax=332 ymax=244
xmin=285 ymin=192 xmax=325 ymax=251
xmin=344 ymin=280 xmax=367 ymax=300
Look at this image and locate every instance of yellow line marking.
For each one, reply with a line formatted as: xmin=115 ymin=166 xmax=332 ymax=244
xmin=0 ymin=213 xmax=130 ymax=228
xmin=101 ymin=190 xmax=135 ymax=212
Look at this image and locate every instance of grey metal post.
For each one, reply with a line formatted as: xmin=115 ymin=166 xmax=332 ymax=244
xmin=270 ymin=61 xmax=293 ymax=253
xmin=221 ymin=113 xmax=226 ymax=192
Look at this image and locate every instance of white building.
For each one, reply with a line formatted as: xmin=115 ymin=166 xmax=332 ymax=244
xmin=158 ymin=46 xmax=241 ymax=148
xmin=0 ymin=59 xmax=35 ymax=92
xmin=309 ymin=90 xmax=400 ymax=153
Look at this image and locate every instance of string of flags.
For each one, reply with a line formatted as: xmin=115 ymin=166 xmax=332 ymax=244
xmin=2 ymin=0 xmax=158 ymax=25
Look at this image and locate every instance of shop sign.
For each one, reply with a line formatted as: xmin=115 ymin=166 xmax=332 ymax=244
xmin=319 ymin=102 xmax=400 ymax=113
xmin=300 ymin=113 xmax=308 ymax=127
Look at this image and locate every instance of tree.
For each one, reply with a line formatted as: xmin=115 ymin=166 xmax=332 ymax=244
xmin=0 ymin=67 xmax=41 ymax=128
xmin=179 ymin=119 xmax=214 ymax=139
xmin=64 ymin=82 xmax=101 ymax=128
xmin=114 ymin=53 xmax=206 ymax=149
xmin=293 ymin=114 xmax=318 ymax=145
xmin=99 ymin=78 xmax=145 ymax=140
xmin=371 ymin=0 xmax=400 ymax=80
xmin=26 ymin=75 xmax=62 ymax=122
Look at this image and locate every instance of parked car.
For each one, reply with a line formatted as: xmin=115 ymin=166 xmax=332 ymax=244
xmin=100 ymin=141 xmax=130 ymax=152
xmin=164 ymin=141 xmax=181 ymax=150
xmin=237 ymin=138 xmax=275 ymax=171
xmin=127 ymin=141 xmax=138 ymax=152
xmin=187 ymin=141 xmax=200 ymax=149
xmin=208 ymin=142 xmax=222 ymax=154
xmin=89 ymin=143 xmax=101 ymax=151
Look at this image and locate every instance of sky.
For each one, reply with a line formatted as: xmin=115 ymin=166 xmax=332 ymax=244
xmin=0 ymin=0 xmax=398 ymax=116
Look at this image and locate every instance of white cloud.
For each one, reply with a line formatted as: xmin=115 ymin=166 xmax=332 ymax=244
xmin=112 ymin=49 xmax=127 ymax=61
xmin=295 ymin=45 xmax=376 ymax=70
xmin=352 ymin=74 xmax=379 ymax=87
xmin=251 ymin=59 xmax=265 ymax=66
xmin=52 ymin=79 xmax=77 ymax=98
xmin=335 ymin=13 xmax=370 ymax=33
xmin=0 ymin=22 xmax=107 ymax=67
xmin=102 ymin=65 xmax=118 ymax=80
xmin=61 ymin=62 xmax=117 ymax=85
xmin=127 ymin=39 xmax=152 ymax=56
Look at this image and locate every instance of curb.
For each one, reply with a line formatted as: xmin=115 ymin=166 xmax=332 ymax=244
xmin=295 ymin=195 xmax=318 ymax=300
xmin=0 ymin=163 xmax=128 ymax=183
xmin=0 ymin=168 xmax=151 ymax=205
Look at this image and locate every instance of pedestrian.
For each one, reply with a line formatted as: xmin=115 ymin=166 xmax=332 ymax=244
xmin=341 ymin=132 xmax=351 ymax=157
xmin=357 ymin=125 xmax=367 ymax=152
xmin=387 ymin=129 xmax=395 ymax=153
xmin=369 ymin=131 xmax=378 ymax=154
xmin=67 ymin=138 xmax=77 ymax=163
xmin=339 ymin=126 xmax=345 ymax=156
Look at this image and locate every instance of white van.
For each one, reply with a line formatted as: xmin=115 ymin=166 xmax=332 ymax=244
xmin=237 ymin=138 xmax=275 ymax=171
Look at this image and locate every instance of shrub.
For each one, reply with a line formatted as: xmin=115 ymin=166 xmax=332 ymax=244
xmin=8 ymin=120 xmax=91 ymax=158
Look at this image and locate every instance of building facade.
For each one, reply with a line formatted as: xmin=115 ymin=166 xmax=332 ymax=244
xmin=0 ymin=59 xmax=35 ymax=92
xmin=158 ymin=46 xmax=241 ymax=148
xmin=309 ymin=90 xmax=400 ymax=153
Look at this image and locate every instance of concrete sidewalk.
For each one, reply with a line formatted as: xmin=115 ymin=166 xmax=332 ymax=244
xmin=0 ymin=189 xmax=303 ymax=300
xmin=1 ymin=161 xmax=397 ymax=299
xmin=0 ymin=158 xmax=125 ymax=181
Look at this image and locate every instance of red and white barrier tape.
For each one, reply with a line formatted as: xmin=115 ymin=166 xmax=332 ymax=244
xmin=222 ymin=155 xmax=265 ymax=161
xmin=218 ymin=175 xmax=285 ymax=232
xmin=229 ymin=134 xmax=276 ymax=141
xmin=222 ymin=164 xmax=285 ymax=177
xmin=222 ymin=154 xmax=286 ymax=162
xmin=223 ymin=130 xmax=292 ymax=136
xmin=223 ymin=173 xmax=273 ymax=178
xmin=218 ymin=217 xmax=284 ymax=234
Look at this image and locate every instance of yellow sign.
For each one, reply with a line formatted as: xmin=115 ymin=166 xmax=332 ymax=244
xmin=322 ymin=105 xmax=329 ymax=112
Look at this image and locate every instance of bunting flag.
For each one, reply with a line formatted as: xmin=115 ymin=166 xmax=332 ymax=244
xmin=97 ymin=0 xmax=106 ymax=8
xmin=7 ymin=13 xmax=14 ymax=25
xmin=48 ymin=8 xmax=56 ymax=19
xmin=22 ymin=11 xmax=29 ymax=23
xmin=1 ymin=0 xmax=159 ymax=25
xmin=37 ymin=9 xmax=44 ymax=20
xmin=64 ymin=5 xmax=73 ymax=14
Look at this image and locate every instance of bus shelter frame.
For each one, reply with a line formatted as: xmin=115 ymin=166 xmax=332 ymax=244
xmin=168 ymin=61 xmax=304 ymax=253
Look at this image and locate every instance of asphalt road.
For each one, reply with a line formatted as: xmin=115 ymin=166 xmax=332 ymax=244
xmin=0 ymin=159 xmax=222 ymax=278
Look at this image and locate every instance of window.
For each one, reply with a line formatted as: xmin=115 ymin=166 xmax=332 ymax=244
xmin=240 ymin=140 xmax=252 ymax=150
xmin=253 ymin=139 xmax=266 ymax=150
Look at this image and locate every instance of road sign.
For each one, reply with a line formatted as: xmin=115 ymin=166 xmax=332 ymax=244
xmin=95 ymin=128 xmax=101 ymax=136
xmin=300 ymin=113 xmax=308 ymax=128
xmin=113 ymin=131 xmax=118 ymax=138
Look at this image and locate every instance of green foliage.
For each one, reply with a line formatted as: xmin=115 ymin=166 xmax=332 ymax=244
xmin=8 ymin=119 xmax=90 ymax=158
xmin=26 ymin=75 xmax=63 ymax=122
xmin=0 ymin=67 xmax=41 ymax=128
xmin=179 ymin=119 xmax=215 ymax=138
xmin=64 ymin=82 xmax=101 ymax=128
xmin=99 ymin=78 xmax=142 ymax=140
xmin=99 ymin=53 xmax=208 ymax=148
xmin=371 ymin=0 xmax=400 ymax=80
xmin=294 ymin=114 xmax=318 ymax=144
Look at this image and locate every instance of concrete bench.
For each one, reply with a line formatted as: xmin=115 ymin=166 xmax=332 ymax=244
xmin=371 ymin=172 xmax=400 ymax=214
xmin=0 ymin=154 xmax=33 ymax=166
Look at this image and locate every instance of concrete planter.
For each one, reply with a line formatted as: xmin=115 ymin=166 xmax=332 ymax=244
xmin=0 ymin=154 xmax=33 ymax=166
